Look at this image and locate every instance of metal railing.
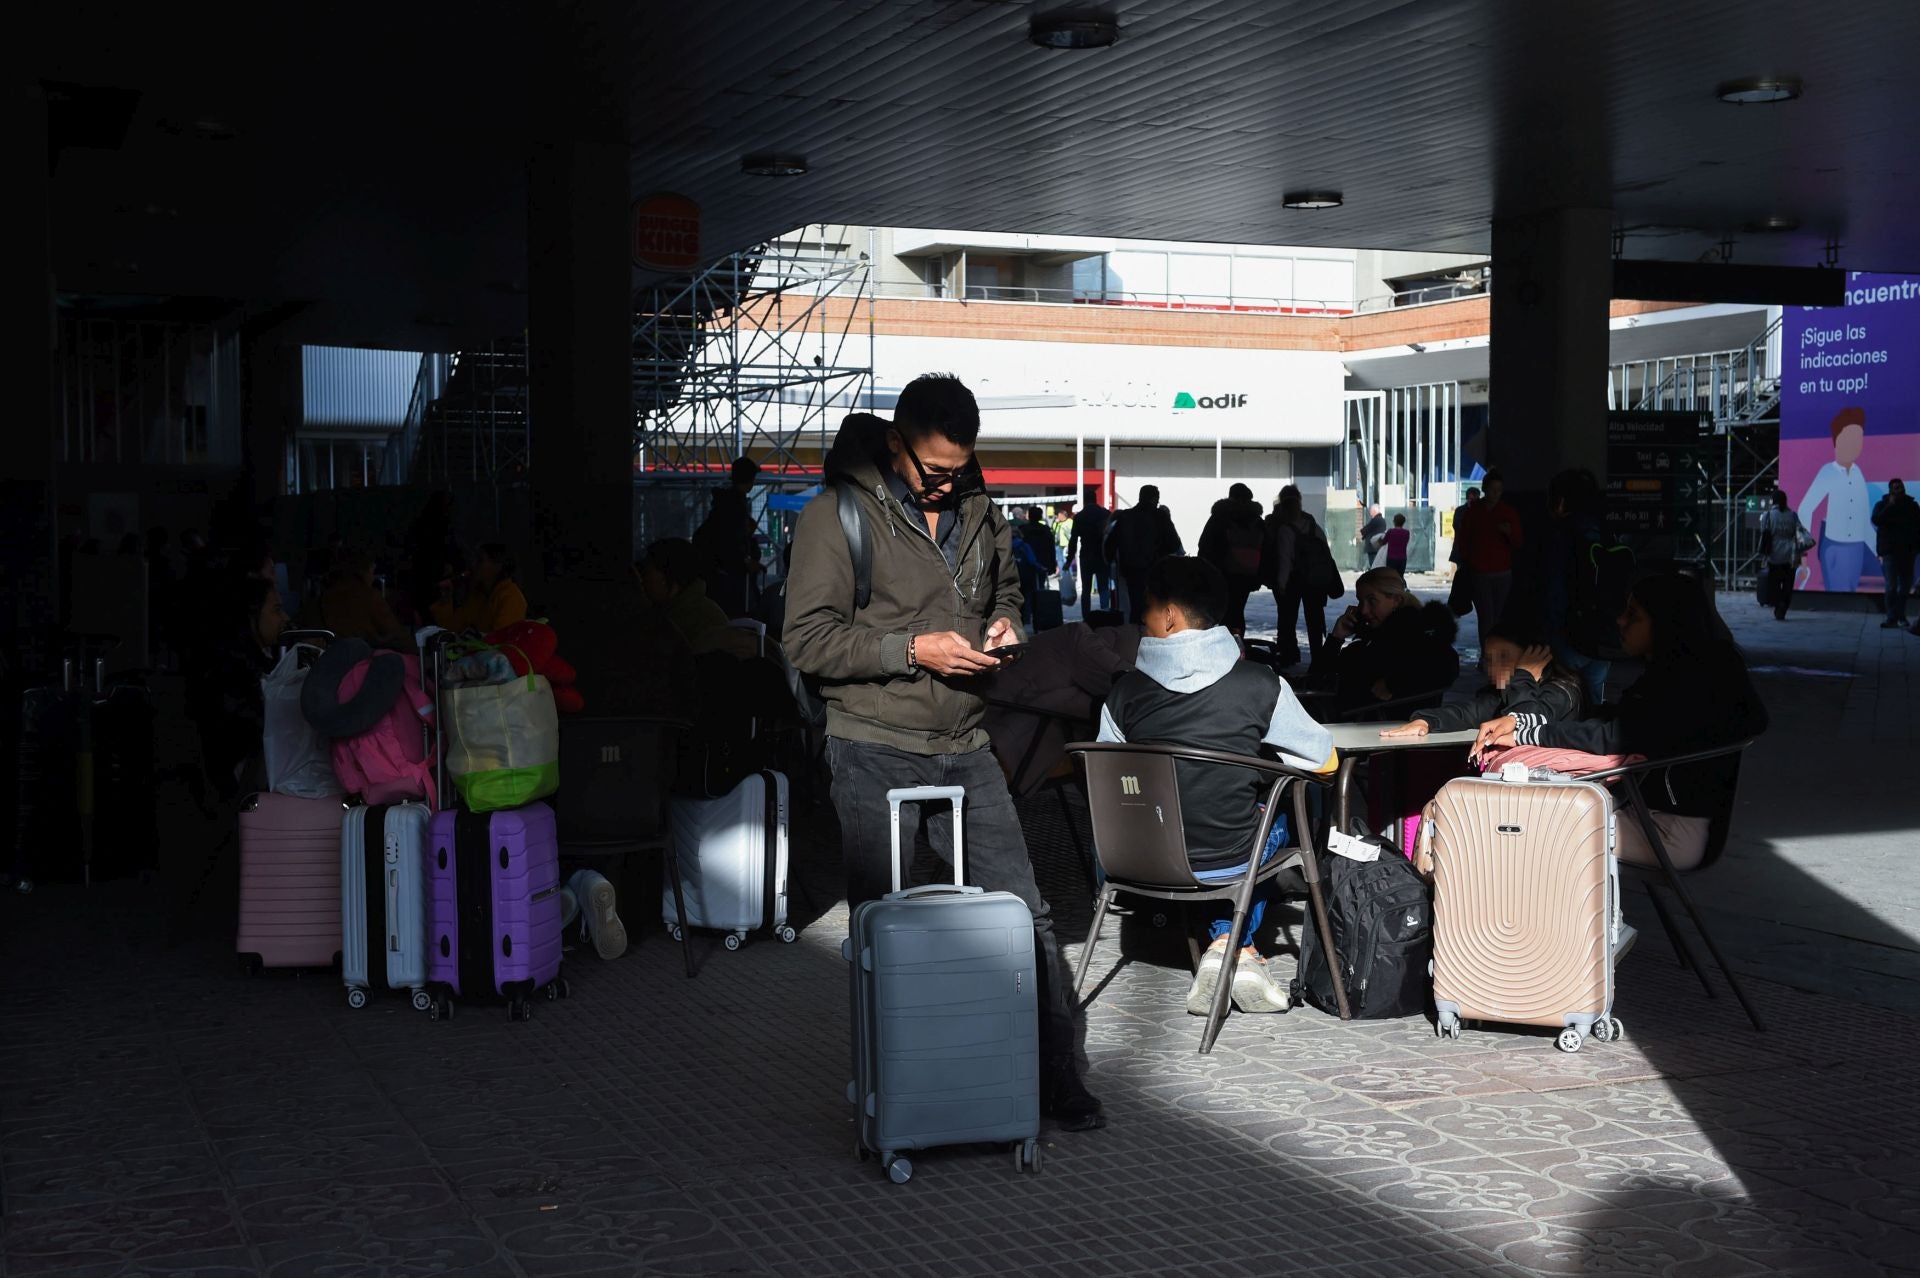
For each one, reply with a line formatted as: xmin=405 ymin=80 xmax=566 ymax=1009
xmin=866 ymin=278 xmax=1358 ymax=314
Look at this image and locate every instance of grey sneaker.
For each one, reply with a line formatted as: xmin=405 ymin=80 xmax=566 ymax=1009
xmin=559 ymin=884 xmax=580 ymax=932
xmin=1186 ymin=938 xmax=1230 ymax=1015
xmin=568 ymin=869 xmax=627 ymax=960
xmin=1230 ymin=950 xmax=1291 ymax=1013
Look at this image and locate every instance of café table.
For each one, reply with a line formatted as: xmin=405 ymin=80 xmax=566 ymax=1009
xmin=1325 ymin=724 xmax=1479 ymax=836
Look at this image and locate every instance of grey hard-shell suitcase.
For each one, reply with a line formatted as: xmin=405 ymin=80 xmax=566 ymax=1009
xmin=844 ymin=786 xmax=1043 ymax=1184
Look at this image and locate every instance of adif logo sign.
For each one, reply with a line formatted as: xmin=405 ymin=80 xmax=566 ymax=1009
xmin=1172 ymin=391 xmax=1250 ymax=411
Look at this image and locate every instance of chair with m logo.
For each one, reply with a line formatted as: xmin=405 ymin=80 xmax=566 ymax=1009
xmin=1067 ymin=742 xmax=1352 ymax=1053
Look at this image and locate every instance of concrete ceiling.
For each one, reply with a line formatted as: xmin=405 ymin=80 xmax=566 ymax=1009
xmin=27 ymin=1 xmax=1920 ymax=350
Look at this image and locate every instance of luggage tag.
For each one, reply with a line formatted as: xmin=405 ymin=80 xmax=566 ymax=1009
xmin=1327 ymin=829 xmax=1381 ymax=863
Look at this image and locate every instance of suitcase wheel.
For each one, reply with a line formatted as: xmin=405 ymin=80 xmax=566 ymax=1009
xmin=670 ymin=925 xmax=685 ymax=943
xmin=1436 ymin=1013 xmax=1462 ymax=1041
xmin=545 ymin=977 xmax=570 ymax=1001
xmin=429 ymin=992 xmax=454 ymax=1021
xmin=1591 ymin=1017 xmax=1622 ymax=1043
xmin=884 ymin=1155 xmax=912 ymax=1185
xmin=1015 ymin=1139 xmax=1042 ymax=1174
xmin=508 ymin=997 xmax=534 ymax=1022
xmin=345 ymin=987 xmax=369 ymax=1010
xmin=777 ymin=925 xmax=797 ymax=944
xmin=411 ymin=990 xmax=433 ymax=1013
xmin=1556 ymin=1028 xmax=1585 ymax=1053
xmin=238 ymin=954 xmax=262 ymax=978
xmin=724 ymin=932 xmax=742 ymax=952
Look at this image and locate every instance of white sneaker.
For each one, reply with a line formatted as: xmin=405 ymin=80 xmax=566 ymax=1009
xmin=568 ymin=869 xmax=627 ymax=961
xmin=1230 ymin=950 xmax=1291 ymax=1014
xmin=559 ymin=885 xmax=580 ymax=932
xmin=1186 ymin=938 xmax=1230 ymax=1015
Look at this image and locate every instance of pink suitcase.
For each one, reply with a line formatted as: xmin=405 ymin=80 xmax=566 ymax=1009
xmin=237 ymin=792 xmax=348 ymax=972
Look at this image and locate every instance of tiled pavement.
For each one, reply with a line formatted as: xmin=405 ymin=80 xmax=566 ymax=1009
xmin=4 ymin=592 xmax=1918 ymax=1277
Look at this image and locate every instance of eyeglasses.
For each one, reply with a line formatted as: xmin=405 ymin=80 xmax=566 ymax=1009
xmin=893 ymin=429 xmax=970 ymax=489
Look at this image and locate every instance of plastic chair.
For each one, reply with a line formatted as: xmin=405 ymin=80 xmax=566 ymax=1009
xmin=1066 ymin=741 xmax=1352 ymax=1053
xmin=555 ymin=715 xmax=695 ymax=976
xmin=1581 ymin=740 xmax=1764 ymax=1032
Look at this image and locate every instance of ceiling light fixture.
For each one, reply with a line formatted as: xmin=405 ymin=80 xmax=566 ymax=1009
xmin=740 ymin=153 xmax=808 ymax=177
xmin=1715 ymin=76 xmax=1802 ymax=104
xmin=1029 ymin=17 xmax=1119 ymax=49
xmin=1744 ymin=215 xmax=1800 ymax=233
xmin=1282 ymin=190 xmax=1343 ymax=210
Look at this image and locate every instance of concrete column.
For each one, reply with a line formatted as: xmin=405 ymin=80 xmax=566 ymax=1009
xmin=527 ymin=140 xmax=632 ymax=580
xmin=1488 ymin=207 xmax=1613 ymax=490
xmin=3 ymin=84 xmax=57 ymax=642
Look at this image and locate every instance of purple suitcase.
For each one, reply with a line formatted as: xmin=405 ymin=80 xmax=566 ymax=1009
xmin=425 ymin=802 xmax=566 ymax=1020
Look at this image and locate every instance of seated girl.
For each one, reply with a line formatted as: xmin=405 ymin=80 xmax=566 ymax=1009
xmin=1308 ymin=566 xmax=1460 ymax=715
xmin=1379 ymin=620 xmax=1583 ymax=738
xmin=1473 ymin=570 xmax=1767 ymax=870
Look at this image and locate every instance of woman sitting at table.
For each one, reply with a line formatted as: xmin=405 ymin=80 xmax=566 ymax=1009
xmin=1307 ymin=566 xmax=1460 ymax=716
xmin=1473 ymin=570 xmax=1767 ymax=870
xmin=1379 ymin=620 xmax=1582 ymax=738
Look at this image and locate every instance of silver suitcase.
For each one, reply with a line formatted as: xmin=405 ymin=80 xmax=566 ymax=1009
xmin=843 ymin=786 xmax=1042 ymax=1184
xmin=665 ymin=770 xmax=794 ymax=949
xmin=1424 ymin=773 xmax=1622 ymax=1052
xmin=341 ymin=802 xmax=434 ymax=1011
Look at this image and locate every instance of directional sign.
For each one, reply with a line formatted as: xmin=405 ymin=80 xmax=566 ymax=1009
xmin=1604 ymin=410 xmax=1711 ymax=554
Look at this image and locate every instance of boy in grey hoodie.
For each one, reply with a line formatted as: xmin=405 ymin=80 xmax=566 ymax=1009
xmin=1098 ymin=556 xmax=1336 ymax=1015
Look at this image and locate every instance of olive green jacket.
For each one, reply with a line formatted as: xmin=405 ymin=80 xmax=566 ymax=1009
xmin=784 ymin=414 xmax=1024 ymax=754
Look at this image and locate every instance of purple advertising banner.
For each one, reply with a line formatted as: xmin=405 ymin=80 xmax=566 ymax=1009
xmin=1779 ymin=272 xmax=1920 ymax=593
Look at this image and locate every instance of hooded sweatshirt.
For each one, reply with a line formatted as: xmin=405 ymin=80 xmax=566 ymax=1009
xmin=1098 ymin=625 xmax=1334 ymax=871
xmin=784 ymin=414 xmax=1024 ymax=755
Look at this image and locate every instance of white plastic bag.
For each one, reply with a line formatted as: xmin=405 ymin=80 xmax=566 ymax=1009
xmin=261 ymin=645 xmax=342 ymax=799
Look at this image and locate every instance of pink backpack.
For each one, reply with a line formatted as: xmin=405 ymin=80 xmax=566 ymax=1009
xmin=330 ymin=653 xmax=437 ymax=806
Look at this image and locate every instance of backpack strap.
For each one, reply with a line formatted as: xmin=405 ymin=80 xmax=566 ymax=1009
xmin=835 ymin=481 xmax=872 ymax=611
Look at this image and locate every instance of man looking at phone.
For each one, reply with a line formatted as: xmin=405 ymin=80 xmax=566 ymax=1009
xmin=784 ymin=373 xmax=1106 ymax=1133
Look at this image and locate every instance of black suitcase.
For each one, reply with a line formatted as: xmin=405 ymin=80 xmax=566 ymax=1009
xmin=1032 ymin=587 xmax=1064 ymax=632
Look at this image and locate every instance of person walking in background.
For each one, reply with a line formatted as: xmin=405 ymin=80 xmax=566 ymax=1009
xmin=1358 ymin=504 xmax=1388 ymax=567
xmin=1798 ymin=408 xmax=1875 ymax=593
xmin=693 ymin=455 xmax=765 ymax=618
xmin=1014 ymin=504 xmax=1058 ymax=629
xmin=1264 ymin=486 xmax=1336 ymax=668
xmin=1107 ymin=485 xmax=1184 ymax=624
xmin=1446 ymin=486 xmax=1481 ymax=617
xmin=1066 ymin=487 xmax=1112 ymax=613
xmin=1455 ymin=469 xmax=1523 ymax=634
xmin=1760 ymin=488 xmax=1811 ymax=621
xmin=1871 ymin=476 xmax=1919 ymax=628
xmin=1197 ymin=482 xmax=1267 ymax=635
xmin=1383 ymin=514 xmax=1411 ymax=576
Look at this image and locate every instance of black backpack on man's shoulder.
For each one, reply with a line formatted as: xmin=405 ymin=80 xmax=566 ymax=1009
xmin=1290 ymin=841 xmax=1433 ymax=1019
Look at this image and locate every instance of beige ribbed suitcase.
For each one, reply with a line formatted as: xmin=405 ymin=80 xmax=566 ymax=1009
xmin=1422 ymin=774 xmax=1622 ymax=1052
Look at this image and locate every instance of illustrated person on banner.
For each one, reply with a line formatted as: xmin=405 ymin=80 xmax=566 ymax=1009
xmin=1797 ymin=407 xmax=1875 ymax=593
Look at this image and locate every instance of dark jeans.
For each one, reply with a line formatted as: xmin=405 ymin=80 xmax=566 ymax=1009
xmin=1122 ymin=566 xmax=1151 ymax=623
xmin=1223 ymin=582 xmax=1254 ymax=634
xmin=1277 ymin=586 xmax=1327 ymax=665
xmin=1079 ymin=558 xmax=1111 ymax=612
xmin=826 ymin=737 xmax=1085 ymax=1077
xmin=1768 ymin=563 xmax=1795 ymax=620
xmin=1884 ymin=555 xmax=1915 ymax=622
xmin=1016 ymin=563 xmax=1039 ymax=627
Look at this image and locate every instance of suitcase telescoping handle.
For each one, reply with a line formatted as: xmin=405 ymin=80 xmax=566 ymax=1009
xmin=886 ymin=786 xmax=965 ymax=894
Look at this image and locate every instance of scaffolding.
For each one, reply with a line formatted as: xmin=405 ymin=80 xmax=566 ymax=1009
xmin=1610 ymin=315 xmax=1782 ymax=586
xmin=632 ymin=226 xmax=875 ymax=483
xmin=1339 ymin=381 xmax=1466 ymax=508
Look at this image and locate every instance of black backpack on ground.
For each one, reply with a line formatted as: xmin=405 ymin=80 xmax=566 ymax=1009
xmin=1290 ymin=841 xmax=1433 ymax=1019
